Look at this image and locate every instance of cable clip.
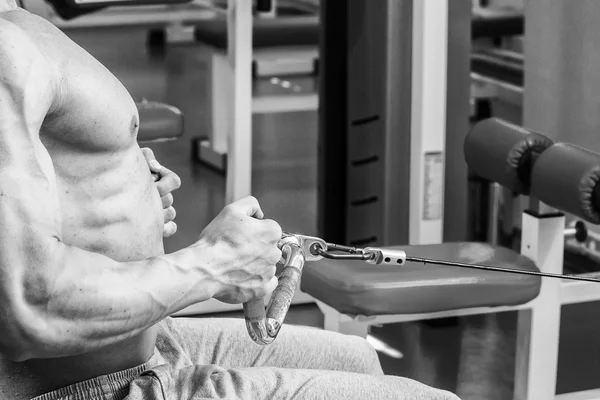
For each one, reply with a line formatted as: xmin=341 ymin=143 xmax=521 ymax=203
xmin=310 ymin=242 xmax=374 ymax=262
xmin=283 ymin=232 xmax=407 ymax=265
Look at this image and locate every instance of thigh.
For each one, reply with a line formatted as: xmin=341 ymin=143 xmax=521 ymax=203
xmin=163 ymin=317 xmax=382 ymax=374
xmin=135 ymin=363 xmax=460 ymax=400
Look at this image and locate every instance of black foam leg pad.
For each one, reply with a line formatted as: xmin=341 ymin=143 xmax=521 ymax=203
xmin=464 ymin=118 xmax=554 ymax=195
xmin=531 ymin=143 xmax=600 ymax=224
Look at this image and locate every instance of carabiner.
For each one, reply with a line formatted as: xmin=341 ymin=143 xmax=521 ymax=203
xmin=311 ymin=242 xmax=373 ymax=261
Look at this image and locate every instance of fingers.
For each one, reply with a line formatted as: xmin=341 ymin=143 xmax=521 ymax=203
xmin=142 ymin=148 xmax=179 ymax=238
xmin=269 ymin=246 xmax=283 ymax=265
xmin=161 ymin=193 xmax=174 ymax=208
xmin=142 ymin=148 xmax=182 ymax=194
xmin=141 ymin=147 xmax=155 ymax=160
xmin=228 ymin=196 xmax=264 ymax=219
xmin=163 ymin=206 xmax=177 ymax=237
xmin=264 ymin=276 xmax=278 ymax=297
xmin=155 ymin=167 xmax=182 ymax=197
xmin=141 ymin=147 xmax=161 ymax=172
xmin=163 ymin=221 xmax=177 ymax=237
xmin=224 ymin=198 xmax=281 ymax=242
xmin=163 ymin=206 xmax=176 ymax=222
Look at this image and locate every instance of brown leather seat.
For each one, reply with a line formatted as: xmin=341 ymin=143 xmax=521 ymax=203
xmin=301 ymin=242 xmax=541 ymax=316
xmin=137 ymin=100 xmax=184 ymax=142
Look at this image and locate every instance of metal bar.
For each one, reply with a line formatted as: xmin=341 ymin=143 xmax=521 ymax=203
xmin=225 ymin=0 xmax=253 ymax=203
xmin=409 ymin=0 xmax=448 ymax=245
xmin=487 ymin=182 xmax=501 ymax=244
xmin=317 ymin=0 xmax=348 ymax=244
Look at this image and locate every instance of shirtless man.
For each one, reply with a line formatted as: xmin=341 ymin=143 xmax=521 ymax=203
xmin=0 ymin=2 xmax=460 ymax=399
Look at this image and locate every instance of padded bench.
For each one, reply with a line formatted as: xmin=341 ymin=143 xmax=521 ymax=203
xmin=302 ymin=242 xmax=541 ymax=317
xmin=136 ymin=100 xmax=184 ymax=142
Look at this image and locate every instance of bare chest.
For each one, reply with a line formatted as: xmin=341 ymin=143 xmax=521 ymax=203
xmin=42 ymin=61 xmax=140 ymax=153
xmin=13 ymin=11 xmax=141 ymax=152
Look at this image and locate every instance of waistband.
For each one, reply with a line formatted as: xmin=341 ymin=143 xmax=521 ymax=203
xmin=31 ymin=352 xmax=159 ymax=400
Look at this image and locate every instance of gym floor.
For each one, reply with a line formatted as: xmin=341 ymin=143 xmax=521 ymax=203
xmin=67 ymin=26 xmax=600 ymax=398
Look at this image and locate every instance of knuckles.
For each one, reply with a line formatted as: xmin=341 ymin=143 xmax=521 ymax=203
xmin=261 ymin=219 xmax=282 ymax=241
xmin=245 ymin=195 xmax=258 ymax=206
xmin=222 ymin=203 xmax=237 ymax=216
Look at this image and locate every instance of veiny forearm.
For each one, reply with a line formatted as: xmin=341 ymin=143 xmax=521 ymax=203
xmin=15 ymin=241 xmax=215 ymax=360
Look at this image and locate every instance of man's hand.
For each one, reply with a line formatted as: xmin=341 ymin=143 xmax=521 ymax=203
xmin=141 ymin=147 xmax=182 ymax=237
xmin=195 ymin=196 xmax=282 ymax=304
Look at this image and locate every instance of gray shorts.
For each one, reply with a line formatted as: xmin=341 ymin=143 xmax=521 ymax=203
xmin=32 ymin=317 xmax=459 ymax=400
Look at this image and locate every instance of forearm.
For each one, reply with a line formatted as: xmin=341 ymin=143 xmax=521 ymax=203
xmin=15 ymin=241 xmax=215 ymax=360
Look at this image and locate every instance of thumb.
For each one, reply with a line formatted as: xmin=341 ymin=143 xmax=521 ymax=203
xmin=141 ymin=147 xmax=162 ymax=173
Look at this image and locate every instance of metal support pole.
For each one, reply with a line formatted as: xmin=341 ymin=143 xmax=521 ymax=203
xmin=409 ymin=0 xmax=449 ymax=245
xmin=226 ymin=0 xmax=253 ymax=203
xmin=514 ymin=211 xmax=564 ymax=399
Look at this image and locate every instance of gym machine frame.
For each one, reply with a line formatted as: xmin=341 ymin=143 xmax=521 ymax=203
xmin=194 ymin=0 xmax=319 ymax=175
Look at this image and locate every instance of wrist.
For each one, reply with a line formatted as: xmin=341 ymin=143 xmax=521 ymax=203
xmin=179 ymin=240 xmax=223 ymax=302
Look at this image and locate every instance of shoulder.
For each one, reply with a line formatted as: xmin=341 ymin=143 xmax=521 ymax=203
xmin=0 ymin=17 xmax=43 ymax=71
xmin=0 ymin=17 xmax=61 ymax=115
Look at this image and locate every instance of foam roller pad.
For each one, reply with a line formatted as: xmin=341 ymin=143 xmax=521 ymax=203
xmin=464 ymin=118 xmax=554 ymax=194
xmin=531 ymin=143 xmax=600 ymax=224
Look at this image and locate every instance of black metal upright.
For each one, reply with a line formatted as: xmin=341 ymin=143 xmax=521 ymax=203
xmin=444 ymin=0 xmax=472 ymax=242
xmin=317 ymin=0 xmax=349 ymax=245
xmin=318 ymin=0 xmax=413 ymax=247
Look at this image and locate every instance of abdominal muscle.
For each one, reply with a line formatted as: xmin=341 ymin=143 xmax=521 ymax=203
xmin=0 ymin=146 xmax=165 ymax=399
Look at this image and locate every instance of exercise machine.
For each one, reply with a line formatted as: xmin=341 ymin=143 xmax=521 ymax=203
xmin=241 ymin=116 xmax=600 ymax=399
xmin=192 ymin=0 xmax=525 ymax=213
xmin=192 ymin=0 xmax=319 ymax=176
xmin=308 ymin=118 xmax=600 ymax=400
xmin=312 ymin=1 xmax=600 ymax=398
xmin=318 ymin=0 xmax=457 ymax=248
